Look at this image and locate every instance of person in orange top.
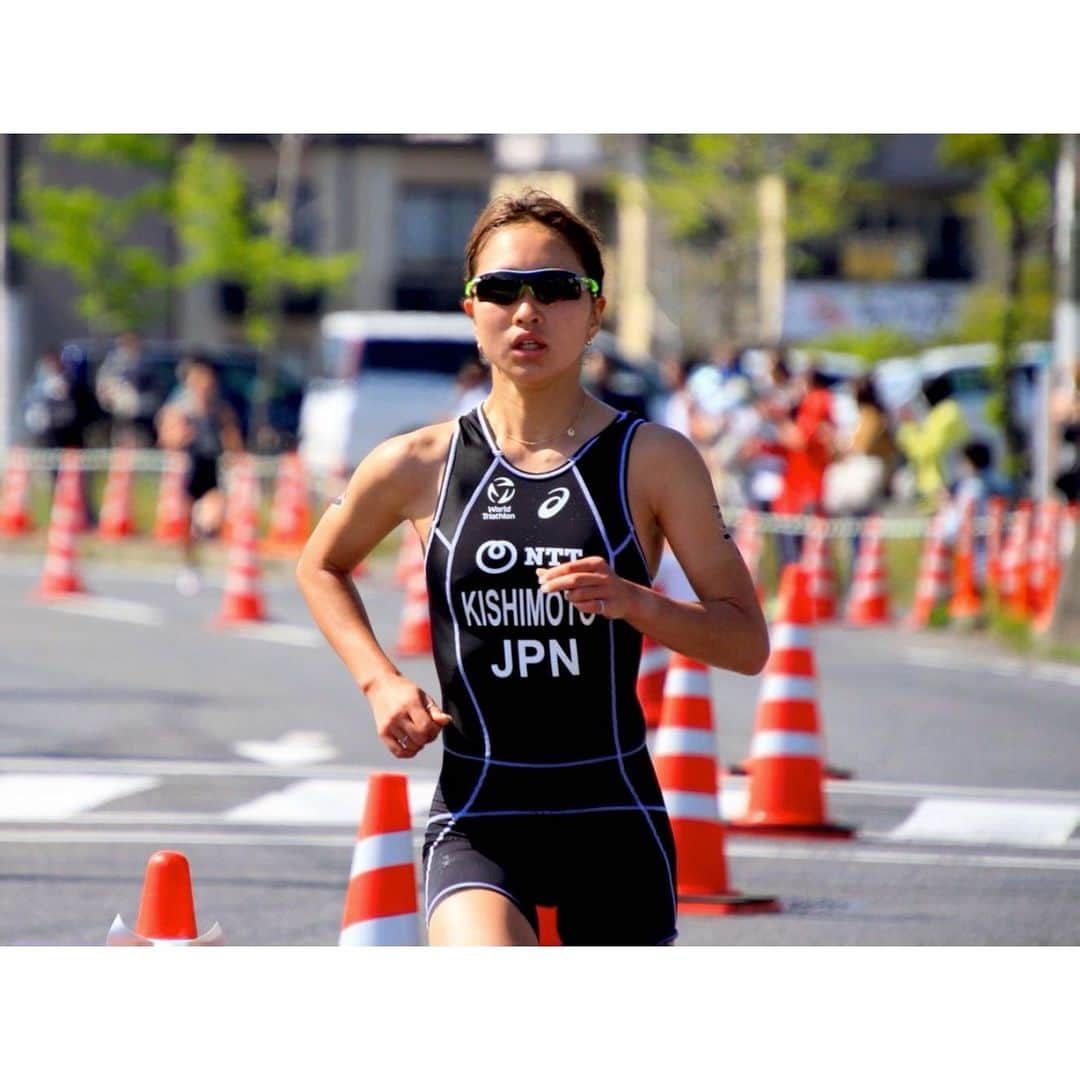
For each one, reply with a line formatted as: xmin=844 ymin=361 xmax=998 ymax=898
xmin=772 ymin=368 xmax=836 ymax=566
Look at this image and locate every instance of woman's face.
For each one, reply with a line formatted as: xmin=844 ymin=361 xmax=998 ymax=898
xmin=463 ymin=222 xmax=605 ymax=391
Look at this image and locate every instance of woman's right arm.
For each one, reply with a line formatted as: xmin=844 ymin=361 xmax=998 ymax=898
xmin=295 ymin=428 xmax=452 ymax=759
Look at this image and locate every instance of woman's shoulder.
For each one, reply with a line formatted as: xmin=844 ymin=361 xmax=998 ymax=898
xmin=627 ymin=418 xmax=706 ymax=470
xmin=366 ymin=418 xmax=459 ymax=480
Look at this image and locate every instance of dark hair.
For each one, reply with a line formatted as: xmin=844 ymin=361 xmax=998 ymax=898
xmin=464 ymin=189 xmax=605 ymax=294
xmin=963 ymin=440 xmax=992 ymax=471
xmin=179 ymin=350 xmax=216 ymax=379
xmin=923 ymin=374 xmax=951 ymax=408
xmin=853 ymin=374 xmax=883 ymax=411
xmin=808 ymin=367 xmax=831 ymax=390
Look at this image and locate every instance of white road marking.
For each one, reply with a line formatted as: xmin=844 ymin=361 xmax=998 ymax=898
xmin=890 ymin=798 xmax=1080 ymax=848
xmin=222 ymin=778 xmax=438 ymax=825
xmin=0 ymin=774 xmax=159 ymax=820
xmin=232 ymin=730 xmax=338 ymax=767
xmin=42 ymin=595 xmax=165 ymax=626
xmin=221 ymin=622 xmax=322 ymax=647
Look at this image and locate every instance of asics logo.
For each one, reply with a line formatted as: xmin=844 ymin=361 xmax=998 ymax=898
xmin=476 ymin=540 xmax=518 ymax=574
xmin=487 ymin=477 xmax=515 ymax=505
xmin=537 ymin=487 xmax=570 ymax=520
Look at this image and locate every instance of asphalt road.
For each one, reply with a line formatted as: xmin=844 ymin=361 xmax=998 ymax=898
xmin=1 ymin=552 xmax=1077 ymax=946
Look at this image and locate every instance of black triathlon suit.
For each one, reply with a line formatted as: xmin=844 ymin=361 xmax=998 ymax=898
xmin=421 ymin=406 xmax=678 ymax=945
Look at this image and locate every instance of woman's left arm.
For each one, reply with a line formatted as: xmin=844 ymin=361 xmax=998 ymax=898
xmin=537 ymin=425 xmax=769 ymax=675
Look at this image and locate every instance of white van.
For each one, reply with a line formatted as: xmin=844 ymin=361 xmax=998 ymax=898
xmin=300 ymin=310 xmax=662 ymax=478
xmin=299 ymin=311 xmax=481 ymax=477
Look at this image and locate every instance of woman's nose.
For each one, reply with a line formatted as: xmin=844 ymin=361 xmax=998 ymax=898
xmin=511 ymin=289 xmax=543 ymax=323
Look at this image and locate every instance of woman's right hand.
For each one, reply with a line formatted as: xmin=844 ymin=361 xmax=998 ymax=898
xmin=365 ymin=672 xmax=452 ymax=760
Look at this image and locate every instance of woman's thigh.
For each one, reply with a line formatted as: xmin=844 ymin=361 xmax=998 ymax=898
xmin=427 ymin=887 xmax=538 ymax=946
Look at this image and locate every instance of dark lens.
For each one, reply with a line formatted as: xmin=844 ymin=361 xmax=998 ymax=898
xmin=530 ymin=271 xmax=582 ymax=304
xmin=474 ymin=273 xmax=524 ymax=305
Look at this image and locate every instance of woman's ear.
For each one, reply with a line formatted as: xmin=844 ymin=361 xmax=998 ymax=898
xmin=588 ymin=295 xmax=606 ymax=339
xmin=462 ymin=297 xmax=474 ymax=317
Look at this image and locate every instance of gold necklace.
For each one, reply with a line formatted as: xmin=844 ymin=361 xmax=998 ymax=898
xmin=491 ymin=393 xmax=590 ymax=448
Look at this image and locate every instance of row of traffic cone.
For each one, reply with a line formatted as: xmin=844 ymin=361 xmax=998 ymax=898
xmin=0 ymin=446 xmax=314 ymax=551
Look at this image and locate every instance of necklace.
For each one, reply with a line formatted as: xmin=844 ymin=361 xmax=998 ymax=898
xmin=490 ymin=393 xmax=590 ymax=448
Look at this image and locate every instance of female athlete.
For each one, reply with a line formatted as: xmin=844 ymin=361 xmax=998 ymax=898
xmin=297 ymin=190 xmax=768 ymax=945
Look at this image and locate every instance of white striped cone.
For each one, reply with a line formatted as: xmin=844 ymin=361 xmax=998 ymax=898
xmin=1000 ymin=503 xmax=1032 ymax=618
xmin=340 ymin=773 xmax=420 ymax=946
xmin=395 ymin=564 xmax=432 ymax=656
xmin=36 ymin=451 xmax=86 ymax=598
xmin=845 ymin=515 xmax=891 ymax=624
xmin=1031 ymin=500 xmax=1064 ymax=631
xmin=267 ymin=452 xmax=311 ymax=548
xmin=395 ymin=523 xmax=426 ymax=588
xmin=98 ymin=446 xmax=137 ymax=540
xmin=637 ymin=633 xmax=670 ymax=730
xmin=800 ymin=516 xmax=836 ymax=620
xmin=907 ymin=510 xmax=952 ymax=627
xmin=216 ymin=460 xmax=267 ymax=625
xmin=0 ymin=446 xmax=32 ymax=535
xmin=154 ymin=451 xmax=191 ymax=544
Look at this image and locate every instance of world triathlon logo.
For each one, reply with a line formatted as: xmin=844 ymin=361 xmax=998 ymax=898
xmin=483 ymin=476 xmax=516 ymax=521
xmin=476 ymin=540 xmax=518 ymax=574
xmin=537 ymin=486 xmax=570 ymax=520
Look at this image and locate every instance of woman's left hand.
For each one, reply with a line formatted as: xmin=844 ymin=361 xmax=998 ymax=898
xmin=536 ymin=556 xmax=633 ymax=620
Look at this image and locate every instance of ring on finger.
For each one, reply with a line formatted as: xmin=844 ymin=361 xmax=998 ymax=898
xmin=396 ymin=735 xmax=409 ymax=749
xmin=597 ymin=598 xmax=605 ymax=615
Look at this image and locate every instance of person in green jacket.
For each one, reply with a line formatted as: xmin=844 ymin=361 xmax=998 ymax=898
xmin=896 ymin=374 xmax=970 ymax=509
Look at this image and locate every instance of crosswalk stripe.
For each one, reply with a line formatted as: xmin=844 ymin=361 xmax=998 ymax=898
xmin=0 ymin=774 xmax=159 ymax=820
xmin=890 ymin=798 xmax=1080 ymax=848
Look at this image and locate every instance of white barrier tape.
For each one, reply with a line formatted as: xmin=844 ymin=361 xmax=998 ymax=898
xmin=653 ymin=727 xmax=717 ymax=758
xmin=348 ymin=830 xmax=415 ymax=879
xmin=749 ymin=731 xmax=823 ymax=759
xmin=661 ymin=789 xmax=720 ymax=823
xmin=760 ymin=675 xmax=817 ymax=703
xmin=339 ymin=912 xmax=419 ymax=947
xmin=768 ymin=624 xmax=813 ymax=650
xmin=662 ymin=667 xmax=711 ymax=699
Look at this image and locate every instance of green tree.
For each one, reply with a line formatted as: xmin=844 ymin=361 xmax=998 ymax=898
xmin=938 ymin=134 xmax=1057 ymax=479
xmin=173 ymin=135 xmax=358 ymax=447
xmin=644 ymin=134 xmax=878 ymax=346
xmin=12 ymin=134 xmax=175 ymax=333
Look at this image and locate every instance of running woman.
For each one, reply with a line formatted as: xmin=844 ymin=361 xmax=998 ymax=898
xmin=297 ymin=190 xmax=769 ymax=945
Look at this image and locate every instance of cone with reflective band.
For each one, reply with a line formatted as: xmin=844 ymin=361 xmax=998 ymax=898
xmin=656 ymin=653 xmax=780 ymax=913
xmin=340 ymin=773 xmax=420 ymax=945
xmin=106 ymin=850 xmax=223 ymax=946
xmin=154 ymin=451 xmax=191 ymax=544
xmin=395 ymin=562 xmax=432 ymax=656
xmin=800 ymin=515 xmax=837 ymax=621
xmin=907 ymin=510 xmax=952 ymax=627
xmin=637 ymin=633 xmax=670 ymax=731
xmin=97 ymin=445 xmax=138 ymax=541
xmin=948 ymin=498 xmax=983 ymax=623
xmin=35 ymin=450 xmax=87 ymax=599
xmin=734 ymin=508 xmax=763 ymax=601
xmin=1030 ymin=500 xmax=1064 ymax=633
xmin=998 ymin=501 xmax=1032 ymax=619
xmin=215 ymin=457 xmax=267 ymax=625
xmin=395 ymin=523 xmax=425 ymax=587
xmin=0 ymin=446 xmax=33 ymax=536
xmin=984 ymin=496 xmax=1006 ymax=599
xmin=265 ymin=451 xmax=311 ymax=552
xmin=728 ymin=566 xmax=855 ymax=838
xmin=845 ymin=514 xmax=891 ymax=625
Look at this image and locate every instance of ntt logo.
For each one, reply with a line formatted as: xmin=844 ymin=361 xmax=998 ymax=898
xmin=476 ymin=540 xmax=518 ymax=574
xmin=487 ymin=477 xmax=515 ymax=505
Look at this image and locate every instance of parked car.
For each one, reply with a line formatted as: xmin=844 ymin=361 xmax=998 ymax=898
xmin=299 ymin=311 xmax=662 ymax=477
xmin=60 ymin=338 xmax=306 ymax=451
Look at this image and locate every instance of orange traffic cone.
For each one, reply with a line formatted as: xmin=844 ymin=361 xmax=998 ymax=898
xmin=948 ymin=499 xmax=983 ymax=624
xmin=727 ymin=566 xmax=855 ymax=839
xmin=97 ymin=445 xmax=138 ymax=541
xmin=395 ymin=563 xmax=432 ymax=656
xmin=845 ymin=514 xmax=891 ymax=625
xmin=536 ymin=906 xmax=561 ymax=945
xmin=339 ymin=773 xmax=420 ymax=946
xmin=637 ymin=632 xmax=670 ymax=731
xmin=0 ymin=446 xmax=33 ymax=536
xmin=34 ymin=450 xmax=87 ymax=600
xmin=1030 ymin=500 xmax=1064 ymax=633
xmin=734 ymin=508 xmax=763 ymax=602
xmin=655 ymin=653 xmax=780 ymax=915
xmin=215 ymin=457 xmax=267 ymax=626
xmin=907 ymin=510 xmax=952 ymax=627
xmin=999 ymin=501 xmax=1032 ymax=620
xmin=800 ymin=515 xmax=837 ymax=621
xmin=395 ymin=524 xmax=425 ymax=587
xmin=265 ymin=451 xmax=311 ymax=552
xmin=154 ymin=451 xmax=191 ymax=545
xmin=984 ymin=496 xmax=1006 ymax=601
xmin=106 ymin=850 xmax=223 ymax=945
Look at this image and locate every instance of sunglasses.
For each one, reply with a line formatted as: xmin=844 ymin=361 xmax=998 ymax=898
xmin=464 ymin=268 xmax=600 ymax=306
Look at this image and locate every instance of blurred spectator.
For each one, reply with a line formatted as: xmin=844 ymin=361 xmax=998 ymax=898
xmin=686 ymin=341 xmax=752 ymax=419
xmin=657 ymin=352 xmax=708 ymax=443
xmin=772 ymin=368 xmax=837 ymax=566
xmin=96 ymin=330 xmax=158 ymax=447
xmin=1052 ymin=368 xmax=1080 ymax=504
xmin=942 ymin=441 xmax=999 ymax=587
xmin=582 ymin=347 xmax=648 ymax=415
xmin=155 ymin=353 xmax=243 ymax=596
xmin=896 ymin=374 xmax=970 ymax=510
xmin=825 ymin=375 xmax=898 ymax=559
xmin=450 ymin=357 xmax=490 ymax=417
